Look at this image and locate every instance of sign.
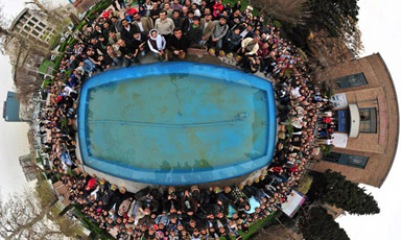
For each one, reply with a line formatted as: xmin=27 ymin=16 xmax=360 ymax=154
xmin=281 ymin=190 xmax=306 ymax=218
xmin=331 ymin=93 xmax=348 ymax=109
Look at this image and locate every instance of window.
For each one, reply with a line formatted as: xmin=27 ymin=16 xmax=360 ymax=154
xmin=336 ymin=73 xmax=368 ymax=89
xmin=27 ymin=21 xmax=35 ymax=27
xmin=323 ymin=152 xmax=369 ymax=169
xmin=336 ymin=110 xmax=350 ymax=132
xmin=359 ymin=108 xmax=377 ymax=133
xmin=23 ymin=26 xmax=31 ymax=32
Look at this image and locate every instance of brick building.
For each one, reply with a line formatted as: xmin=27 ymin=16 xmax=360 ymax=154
xmin=312 ymin=53 xmax=399 ymax=188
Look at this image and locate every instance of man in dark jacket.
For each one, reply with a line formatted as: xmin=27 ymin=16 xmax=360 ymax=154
xmin=187 ymin=16 xmax=203 ymax=46
xmin=120 ymin=19 xmax=139 ymax=43
xmin=168 ymin=28 xmax=190 ymax=59
xmin=224 ymin=27 xmax=242 ymax=53
xmin=117 ymin=38 xmax=139 ymax=66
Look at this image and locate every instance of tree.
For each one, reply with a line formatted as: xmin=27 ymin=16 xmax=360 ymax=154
xmin=308 ymin=0 xmax=359 ymax=37
xmin=248 ymin=0 xmax=363 ymax=57
xmin=307 ymin=0 xmax=363 ymax=55
xmin=299 ymin=207 xmax=350 ymax=240
xmin=14 ymin=66 xmax=43 ymax=105
xmin=320 ymin=170 xmax=380 ymax=215
xmin=254 ymin=222 xmax=303 ymax=240
xmin=0 ymin=180 xmax=82 ymax=240
xmin=0 ymin=5 xmax=11 ymax=54
xmin=29 ymin=0 xmax=66 ymax=27
xmin=250 ymin=0 xmax=311 ymax=25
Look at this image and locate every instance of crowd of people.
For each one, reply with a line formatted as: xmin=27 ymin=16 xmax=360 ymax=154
xmin=37 ymin=0 xmax=333 ymax=239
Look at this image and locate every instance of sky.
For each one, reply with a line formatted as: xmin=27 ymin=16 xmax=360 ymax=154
xmin=0 ymin=0 xmax=400 ymax=239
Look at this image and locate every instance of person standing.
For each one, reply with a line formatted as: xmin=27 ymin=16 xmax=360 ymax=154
xmin=112 ymin=0 xmax=126 ymax=11
xmin=187 ymin=16 xmax=203 ymax=46
xmin=119 ymin=0 xmax=126 ymax=9
xmin=155 ymin=10 xmax=176 ymax=41
xmin=224 ymin=27 xmax=242 ymax=53
xmin=200 ymin=14 xmax=215 ymax=46
xmin=120 ymin=19 xmax=139 ymax=43
xmin=132 ymin=12 xmax=153 ymax=35
xmin=211 ymin=15 xmax=229 ymax=53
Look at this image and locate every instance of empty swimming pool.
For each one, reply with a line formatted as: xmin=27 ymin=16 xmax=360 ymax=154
xmin=78 ymin=62 xmax=276 ymax=185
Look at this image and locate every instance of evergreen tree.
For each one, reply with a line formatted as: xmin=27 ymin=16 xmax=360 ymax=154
xmin=308 ymin=0 xmax=359 ymax=37
xmin=300 ymin=207 xmax=350 ymax=240
xmin=321 ymin=169 xmax=380 ymax=215
xmin=307 ymin=0 xmax=363 ymax=55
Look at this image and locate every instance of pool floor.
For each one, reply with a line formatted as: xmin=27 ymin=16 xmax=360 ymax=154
xmin=87 ymin=73 xmax=268 ymax=170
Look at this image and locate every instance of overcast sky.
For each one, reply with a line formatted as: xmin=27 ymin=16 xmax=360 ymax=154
xmin=0 ymin=0 xmax=400 ymax=239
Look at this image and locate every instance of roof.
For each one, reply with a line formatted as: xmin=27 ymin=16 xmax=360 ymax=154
xmin=9 ymin=8 xmax=29 ymax=31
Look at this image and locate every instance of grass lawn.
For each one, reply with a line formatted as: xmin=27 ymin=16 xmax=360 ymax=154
xmin=38 ymin=60 xmax=55 ymax=74
xmin=296 ymin=174 xmax=314 ymax=195
xmin=220 ymin=212 xmax=280 ymax=240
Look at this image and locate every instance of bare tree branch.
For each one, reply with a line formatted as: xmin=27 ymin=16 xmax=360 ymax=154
xmin=250 ymin=0 xmax=311 ymax=25
xmin=0 ymin=184 xmax=80 ymax=240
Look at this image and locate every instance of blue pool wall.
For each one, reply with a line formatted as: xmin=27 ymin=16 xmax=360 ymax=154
xmin=78 ymin=62 xmax=276 ymax=185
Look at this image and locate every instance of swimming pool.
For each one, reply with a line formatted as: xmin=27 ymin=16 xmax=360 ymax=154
xmin=78 ymin=62 xmax=276 ymax=185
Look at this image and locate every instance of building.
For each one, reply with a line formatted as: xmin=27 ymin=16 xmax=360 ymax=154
xmin=19 ymin=154 xmax=38 ymax=182
xmin=5 ymin=8 xmax=54 ymax=76
xmin=312 ymin=53 xmax=399 ymax=188
xmin=9 ymin=8 xmax=57 ymax=46
xmin=5 ymin=4 xmax=78 ymax=74
xmin=2 ymin=91 xmax=34 ymax=122
xmin=3 ymin=91 xmax=24 ymax=122
xmin=70 ymin=0 xmax=98 ymax=13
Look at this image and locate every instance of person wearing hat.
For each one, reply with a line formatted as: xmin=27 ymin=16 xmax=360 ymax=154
xmin=236 ymin=35 xmax=260 ymax=71
xmin=211 ymin=15 xmax=229 ymax=54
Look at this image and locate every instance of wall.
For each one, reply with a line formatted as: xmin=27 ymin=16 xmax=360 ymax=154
xmin=312 ymin=54 xmax=399 ymax=187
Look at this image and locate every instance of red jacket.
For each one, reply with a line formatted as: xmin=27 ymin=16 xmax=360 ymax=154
xmin=126 ymin=7 xmax=138 ymax=16
xmin=213 ymin=3 xmax=224 ymax=17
